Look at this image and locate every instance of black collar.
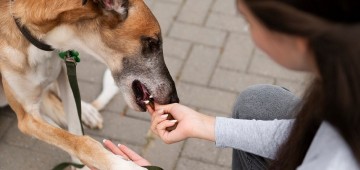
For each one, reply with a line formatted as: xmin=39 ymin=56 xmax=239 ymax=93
xmin=14 ymin=18 xmax=54 ymax=51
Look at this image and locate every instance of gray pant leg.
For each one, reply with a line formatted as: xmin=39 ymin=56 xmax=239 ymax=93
xmin=232 ymin=84 xmax=301 ymax=170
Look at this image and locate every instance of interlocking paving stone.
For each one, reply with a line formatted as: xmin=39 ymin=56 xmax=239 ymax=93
xmin=163 ymin=38 xmax=192 ymax=60
xmin=212 ymin=0 xmax=239 ymax=15
xmin=143 ymin=138 xmax=184 ymax=170
xmin=219 ymin=33 xmax=255 ymax=72
xmin=249 ymin=49 xmax=309 ymax=81
xmin=3 ymin=122 xmax=37 ymax=149
xmin=206 ymin=13 xmax=247 ymax=33
xmin=164 ymin=55 xmax=184 ymax=79
xmin=217 ymin=148 xmax=233 ymax=167
xmin=0 ymin=114 xmax=13 ymax=139
xmin=210 ymin=68 xmax=274 ymax=93
xmin=151 ymin=1 xmax=182 ymax=34
xmin=182 ymin=139 xmax=219 ymax=162
xmin=85 ymin=112 xmax=151 ymax=145
xmin=169 ymin=22 xmax=227 ymax=47
xmin=180 ymin=45 xmax=220 ymax=85
xmin=0 ymin=143 xmax=69 ymax=170
xmin=177 ymin=0 xmax=214 ymax=25
xmin=177 ymin=82 xmax=237 ymax=114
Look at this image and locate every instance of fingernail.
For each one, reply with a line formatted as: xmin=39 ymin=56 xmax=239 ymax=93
xmin=161 ymin=114 xmax=169 ymax=118
xmin=103 ymin=139 xmax=107 ymax=143
xmin=170 ymin=120 xmax=178 ymax=123
xmin=117 ymin=144 xmax=122 ymax=147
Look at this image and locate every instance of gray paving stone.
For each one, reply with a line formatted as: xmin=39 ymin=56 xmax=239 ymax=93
xmin=0 ymin=106 xmax=16 ymax=118
xmin=78 ymin=80 xmax=103 ymax=103
xmin=0 ymin=114 xmax=13 ymax=139
xmin=182 ymin=139 xmax=219 ymax=162
xmin=169 ymin=22 xmax=227 ymax=47
xmin=31 ymin=140 xmax=71 ymax=156
xmin=176 ymin=157 xmax=230 ymax=170
xmin=159 ymin=0 xmax=183 ymax=3
xmin=3 ymin=122 xmax=37 ymax=149
xmin=0 ymin=143 xmax=69 ymax=170
xmin=177 ymin=0 xmax=214 ymax=25
xmin=210 ymin=68 xmax=274 ymax=93
xmin=163 ymin=37 xmax=192 ymax=60
xmin=77 ymin=58 xmax=107 ymax=83
xmin=217 ymin=148 xmax=233 ymax=167
xmin=143 ymin=138 xmax=184 ymax=170
xmin=164 ymin=55 xmax=184 ymax=79
xmin=212 ymin=0 xmax=239 ymax=15
xmin=206 ymin=13 xmax=247 ymax=33
xmin=144 ymin=0 xmax=154 ymax=7
xmin=180 ymin=45 xmax=220 ymax=85
xmin=126 ymin=108 xmax=151 ymax=121
xmin=85 ymin=111 xmax=150 ymax=145
xmin=219 ymin=33 xmax=254 ymax=72
xmin=102 ymin=93 xmax=128 ymax=114
xmin=151 ymin=1 xmax=182 ymax=34
xmin=177 ymin=82 xmax=237 ymax=114
xmin=249 ymin=49 xmax=309 ymax=81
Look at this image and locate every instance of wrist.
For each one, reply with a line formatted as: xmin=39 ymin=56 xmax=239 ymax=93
xmin=192 ymin=114 xmax=215 ymax=141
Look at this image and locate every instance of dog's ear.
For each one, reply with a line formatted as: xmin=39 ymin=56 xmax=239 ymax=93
xmin=94 ymin=0 xmax=129 ymax=14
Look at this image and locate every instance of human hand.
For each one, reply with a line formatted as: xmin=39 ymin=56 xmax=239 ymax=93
xmin=102 ymin=139 xmax=151 ymax=166
xmin=149 ymin=103 xmax=215 ymax=144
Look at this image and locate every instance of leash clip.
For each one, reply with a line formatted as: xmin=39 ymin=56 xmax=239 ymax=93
xmin=58 ymin=50 xmax=81 ymax=64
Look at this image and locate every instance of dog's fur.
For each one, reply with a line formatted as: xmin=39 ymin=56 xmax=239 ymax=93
xmin=0 ymin=0 xmax=178 ymax=169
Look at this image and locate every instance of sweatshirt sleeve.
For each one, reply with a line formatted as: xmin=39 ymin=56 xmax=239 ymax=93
xmin=215 ymin=117 xmax=294 ymax=159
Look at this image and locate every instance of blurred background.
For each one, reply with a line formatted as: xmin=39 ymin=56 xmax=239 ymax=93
xmin=0 ymin=0 xmax=309 ymax=169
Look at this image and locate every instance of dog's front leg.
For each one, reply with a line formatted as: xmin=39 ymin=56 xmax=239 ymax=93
xmin=2 ymin=77 xmax=145 ymax=170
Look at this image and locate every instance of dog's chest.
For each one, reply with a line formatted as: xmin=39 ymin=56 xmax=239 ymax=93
xmin=27 ymin=45 xmax=62 ymax=87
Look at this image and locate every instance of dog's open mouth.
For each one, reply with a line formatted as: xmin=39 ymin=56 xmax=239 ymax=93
xmin=132 ymin=80 xmax=153 ymax=111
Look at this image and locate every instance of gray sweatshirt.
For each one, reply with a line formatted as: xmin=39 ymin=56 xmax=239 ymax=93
xmin=215 ymin=118 xmax=360 ymax=169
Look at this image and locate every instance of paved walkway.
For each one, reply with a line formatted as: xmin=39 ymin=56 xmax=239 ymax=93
xmin=0 ymin=0 xmax=309 ymax=169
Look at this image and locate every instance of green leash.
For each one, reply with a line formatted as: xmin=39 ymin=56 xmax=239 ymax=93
xmin=58 ymin=50 xmax=84 ymax=135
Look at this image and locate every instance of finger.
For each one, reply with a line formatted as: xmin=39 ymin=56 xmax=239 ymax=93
xmin=157 ymin=120 xmax=178 ymax=142
xmin=147 ymin=102 xmax=162 ymax=115
xmin=151 ymin=114 xmax=168 ymax=135
xmin=118 ymin=144 xmax=143 ymax=161
xmin=102 ymin=139 xmax=129 ymax=159
xmin=151 ymin=109 xmax=164 ymax=122
xmin=146 ymin=104 xmax=155 ymax=114
xmin=154 ymin=103 xmax=176 ymax=113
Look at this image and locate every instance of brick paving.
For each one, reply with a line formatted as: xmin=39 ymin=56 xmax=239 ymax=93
xmin=0 ymin=0 xmax=309 ymax=169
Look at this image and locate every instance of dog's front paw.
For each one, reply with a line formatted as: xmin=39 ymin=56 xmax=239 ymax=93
xmin=81 ymin=101 xmax=103 ymax=129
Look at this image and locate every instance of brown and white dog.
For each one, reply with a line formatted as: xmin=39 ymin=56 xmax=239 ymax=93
xmin=0 ymin=0 xmax=179 ymax=169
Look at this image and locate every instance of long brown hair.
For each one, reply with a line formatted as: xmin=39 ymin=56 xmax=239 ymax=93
xmin=240 ymin=0 xmax=360 ymax=169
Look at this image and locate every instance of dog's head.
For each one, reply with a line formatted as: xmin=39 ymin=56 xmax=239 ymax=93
xmin=88 ymin=0 xmax=179 ymax=111
xmin=20 ymin=0 xmax=179 ymax=111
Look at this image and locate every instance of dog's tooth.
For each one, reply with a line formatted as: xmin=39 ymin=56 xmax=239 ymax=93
xmin=149 ymin=95 xmax=154 ymax=99
xmin=144 ymin=100 xmax=150 ymax=104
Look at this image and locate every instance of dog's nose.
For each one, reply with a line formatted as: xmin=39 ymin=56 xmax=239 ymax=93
xmin=169 ymin=93 xmax=179 ymax=103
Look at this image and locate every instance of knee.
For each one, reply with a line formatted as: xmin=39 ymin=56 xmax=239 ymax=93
xmin=232 ymin=84 xmax=300 ymax=120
